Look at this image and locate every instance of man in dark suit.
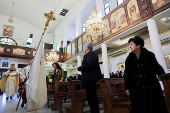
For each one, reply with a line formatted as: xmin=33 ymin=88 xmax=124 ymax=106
xmin=119 ymin=65 xmax=125 ymax=78
xmin=77 ymin=43 xmax=102 ymax=113
xmin=74 ymin=72 xmax=81 ymax=80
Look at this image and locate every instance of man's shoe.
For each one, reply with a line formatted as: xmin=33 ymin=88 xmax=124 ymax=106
xmin=10 ymin=96 xmax=12 ymax=99
xmin=21 ymin=101 xmax=24 ymax=108
xmin=6 ymin=97 xmax=8 ymax=100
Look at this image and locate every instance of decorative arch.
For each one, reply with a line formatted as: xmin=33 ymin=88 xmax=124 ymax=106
xmin=0 ymin=37 xmax=18 ymax=46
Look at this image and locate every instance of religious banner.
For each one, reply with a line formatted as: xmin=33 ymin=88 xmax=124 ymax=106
xmin=165 ymin=55 xmax=170 ymax=69
xmin=78 ymin=37 xmax=82 ymax=52
xmin=13 ymin=48 xmax=25 ymax=55
xmin=83 ymin=33 xmax=91 ymax=49
xmin=3 ymin=25 xmax=14 ymax=37
xmin=119 ymin=62 xmax=125 ymax=71
xmin=72 ymin=42 xmax=75 ymax=56
xmin=92 ymin=35 xmax=102 ymax=44
xmin=110 ymin=8 xmax=128 ymax=34
xmin=67 ymin=44 xmax=71 ymax=58
xmin=152 ymin=0 xmax=170 ymax=10
xmin=92 ymin=36 xmax=98 ymax=44
xmin=0 ymin=46 xmax=4 ymax=53
xmin=103 ymin=19 xmax=110 ymax=38
xmin=127 ymin=0 xmax=141 ymax=23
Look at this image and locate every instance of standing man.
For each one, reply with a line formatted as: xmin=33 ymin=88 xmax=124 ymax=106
xmin=19 ymin=59 xmax=32 ymax=108
xmin=119 ymin=65 xmax=125 ymax=78
xmin=77 ymin=43 xmax=102 ymax=113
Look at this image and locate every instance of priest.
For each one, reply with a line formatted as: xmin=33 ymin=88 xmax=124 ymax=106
xmin=0 ymin=66 xmax=19 ymax=100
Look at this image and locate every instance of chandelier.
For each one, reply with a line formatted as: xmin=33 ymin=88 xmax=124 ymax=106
xmin=86 ymin=8 xmax=107 ymax=36
xmin=47 ymin=49 xmax=59 ymax=62
xmin=8 ymin=3 xmax=14 ymax=23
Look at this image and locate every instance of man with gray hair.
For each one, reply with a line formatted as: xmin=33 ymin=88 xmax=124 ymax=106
xmin=77 ymin=43 xmax=102 ymax=113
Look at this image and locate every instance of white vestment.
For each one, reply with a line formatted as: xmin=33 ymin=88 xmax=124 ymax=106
xmin=19 ymin=65 xmax=30 ymax=82
xmin=2 ymin=70 xmax=19 ymax=96
xmin=26 ymin=36 xmax=47 ymax=112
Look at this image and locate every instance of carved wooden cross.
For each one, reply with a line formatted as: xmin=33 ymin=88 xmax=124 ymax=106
xmin=43 ymin=11 xmax=56 ymax=35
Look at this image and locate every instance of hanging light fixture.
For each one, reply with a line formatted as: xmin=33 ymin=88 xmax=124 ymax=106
xmin=47 ymin=49 xmax=59 ymax=62
xmin=8 ymin=2 xmax=14 ymax=23
xmin=85 ymin=0 xmax=107 ymax=36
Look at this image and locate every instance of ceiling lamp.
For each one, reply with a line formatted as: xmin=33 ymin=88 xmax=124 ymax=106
xmin=8 ymin=3 xmax=14 ymax=23
xmin=47 ymin=49 xmax=59 ymax=62
xmin=86 ymin=8 xmax=107 ymax=36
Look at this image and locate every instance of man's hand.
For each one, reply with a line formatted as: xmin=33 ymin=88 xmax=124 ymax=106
xmin=126 ymin=90 xmax=130 ymax=96
xmin=51 ymin=72 xmax=54 ymax=76
xmin=77 ymin=67 xmax=79 ymax=71
xmin=59 ymin=80 xmax=62 ymax=82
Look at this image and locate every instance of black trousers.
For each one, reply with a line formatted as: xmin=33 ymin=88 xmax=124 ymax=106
xmin=83 ymin=82 xmax=99 ymax=113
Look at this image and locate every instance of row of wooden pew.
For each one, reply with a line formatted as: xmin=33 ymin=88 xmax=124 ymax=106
xmin=47 ymin=73 xmax=170 ymax=113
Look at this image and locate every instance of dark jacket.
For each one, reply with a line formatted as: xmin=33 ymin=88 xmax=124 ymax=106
xmin=115 ymin=73 xmax=122 ymax=78
xmin=78 ymin=51 xmax=103 ymax=82
xmin=76 ymin=74 xmax=82 ymax=80
xmin=67 ymin=76 xmax=73 ymax=81
xmin=124 ymin=48 xmax=168 ymax=113
xmin=119 ymin=70 xmax=125 ymax=78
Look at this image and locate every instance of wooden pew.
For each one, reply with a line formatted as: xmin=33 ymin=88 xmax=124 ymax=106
xmin=101 ymin=78 xmax=131 ymax=113
xmin=66 ymin=80 xmax=102 ymax=113
xmin=158 ymin=73 xmax=170 ymax=113
xmin=51 ymin=81 xmax=72 ymax=113
xmin=47 ymin=82 xmax=54 ymax=108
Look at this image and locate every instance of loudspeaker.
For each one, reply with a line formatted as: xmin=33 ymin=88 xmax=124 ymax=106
xmin=30 ymin=34 xmax=33 ymax=38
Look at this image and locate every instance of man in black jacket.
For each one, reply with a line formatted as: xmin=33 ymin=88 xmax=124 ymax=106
xmin=119 ymin=65 xmax=125 ymax=78
xmin=77 ymin=43 xmax=102 ymax=113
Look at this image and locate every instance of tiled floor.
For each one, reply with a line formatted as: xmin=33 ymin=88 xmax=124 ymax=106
xmin=0 ymin=93 xmax=104 ymax=113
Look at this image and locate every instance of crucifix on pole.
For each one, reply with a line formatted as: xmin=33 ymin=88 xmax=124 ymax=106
xmin=16 ymin=11 xmax=56 ymax=112
xmin=43 ymin=11 xmax=56 ymax=35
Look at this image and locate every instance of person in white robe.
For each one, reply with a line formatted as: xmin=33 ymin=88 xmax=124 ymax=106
xmin=19 ymin=59 xmax=32 ymax=108
xmin=0 ymin=67 xmax=19 ymax=100
xmin=20 ymin=59 xmax=32 ymax=82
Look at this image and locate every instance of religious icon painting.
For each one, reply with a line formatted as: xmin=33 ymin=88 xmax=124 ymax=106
xmin=67 ymin=44 xmax=71 ymax=58
xmin=13 ymin=48 xmax=25 ymax=55
xmin=103 ymin=19 xmax=110 ymax=38
xmin=165 ymin=55 xmax=170 ymax=69
xmin=1 ymin=60 xmax=10 ymax=68
xmin=110 ymin=8 xmax=128 ymax=34
xmin=118 ymin=62 xmax=125 ymax=71
xmin=0 ymin=46 xmax=4 ymax=53
xmin=72 ymin=42 xmax=75 ymax=56
xmin=33 ymin=51 xmax=36 ymax=56
xmin=92 ymin=36 xmax=97 ymax=44
xmin=152 ymin=0 xmax=170 ymax=10
xmin=78 ymin=37 xmax=82 ymax=52
xmin=3 ymin=25 xmax=14 ymax=37
xmin=83 ymin=33 xmax=91 ymax=49
xmin=127 ymin=0 xmax=141 ymax=24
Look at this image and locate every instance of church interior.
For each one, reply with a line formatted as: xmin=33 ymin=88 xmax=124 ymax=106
xmin=0 ymin=0 xmax=170 ymax=113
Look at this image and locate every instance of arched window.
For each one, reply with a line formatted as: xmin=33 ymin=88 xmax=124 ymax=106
xmin=82 ymin=22 xmax=86 ymax=32
xmin=104 ymin=2 xmax=110 ymax=15
xmin=117 ymin=0 xmax=124 ymax=6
